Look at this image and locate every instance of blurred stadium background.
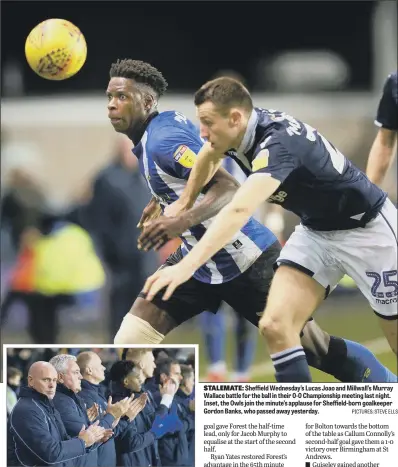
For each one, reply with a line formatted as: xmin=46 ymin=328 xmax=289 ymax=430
xmin=1 ymin=1 xmax=397 ymax=381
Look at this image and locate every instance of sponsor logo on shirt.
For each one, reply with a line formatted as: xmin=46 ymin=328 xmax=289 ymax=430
xmin=252 ymin=149 xmax=269 ymax=171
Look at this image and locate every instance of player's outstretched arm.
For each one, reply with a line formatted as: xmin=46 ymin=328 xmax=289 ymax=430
xmin=137 ymin=167 xmax=240 ymax=251
xmin=142 ymin=173 xmax=281 ymax=301
xmin=366 ymin=127 xmax=397 ymax=186
xmin=164 ymin=142 xmax=225 ymax=217
xmin=183 ymin=166 xmax=241 ymax=224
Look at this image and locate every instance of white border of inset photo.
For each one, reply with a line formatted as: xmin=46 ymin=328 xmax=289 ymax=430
xmin=4 ymin=343 xmax=198 ymax=467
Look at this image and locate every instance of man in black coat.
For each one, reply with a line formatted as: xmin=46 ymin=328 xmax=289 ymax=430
xmin=50 ymin=354 xmax=133 ymax=467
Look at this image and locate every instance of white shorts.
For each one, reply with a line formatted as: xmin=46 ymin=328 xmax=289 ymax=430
xmin=276 ymin=199 xmax=398 ymax=318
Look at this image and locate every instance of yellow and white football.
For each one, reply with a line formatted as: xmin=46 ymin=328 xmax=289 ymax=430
xmin=25 ymin=18 xmax=87 ymax=80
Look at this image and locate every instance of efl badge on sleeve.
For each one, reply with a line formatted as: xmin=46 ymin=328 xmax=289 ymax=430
xmin=252 ymin=149 xmax=269 ymax=172
xmin=173 ymin=145 xmax=197 ymax=168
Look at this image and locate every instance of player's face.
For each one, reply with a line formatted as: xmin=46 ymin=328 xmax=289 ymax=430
xmin=89 ymin=353 xmax=106 ymax=384
xmin=169 ymin=363 xmax=182 ymax=387
xmin=182 ymin=373 xmax=194 ymax=395
xmin=141 ymin=351 xmax=156 ymax=379
xmin=124 ymin=369 xmax=143 ymax=392
xmin=197 ymin=102 xmax=241 ymax=152
xmin=28 ymin=366 xmax=58 ymax=399
xmin=106 ymin=77 xmax=147 ymax=134
xmin=59 ymin=360 xmax=83 ymax=393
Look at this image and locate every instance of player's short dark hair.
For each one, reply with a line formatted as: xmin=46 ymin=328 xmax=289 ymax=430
xmin=185 ymin=352 xmax=195 ymax=369
xmin=121 ymin=349 xmax=129 ymax=361
xmin=109 ymin=59 xmax=168 ymax=97
xmin=109 ymin=360 xmax=137 ymax=383
xmin=194 ymin=77 xmax=253 ymax=114
xmin=154 ymin=357 xmax=179 ymax=384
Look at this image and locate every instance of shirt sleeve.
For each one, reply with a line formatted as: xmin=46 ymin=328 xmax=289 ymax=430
xmin=148 ymin=125 xmax=204 ymax=180
xmin=250 ymin=137 xmax=299 ymax=183
xmin=375 ymin=73 xmax=398 ymax=131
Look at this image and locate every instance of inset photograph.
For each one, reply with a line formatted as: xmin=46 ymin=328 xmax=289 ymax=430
xmin=6 ymin=346 xmax=196 ymax=467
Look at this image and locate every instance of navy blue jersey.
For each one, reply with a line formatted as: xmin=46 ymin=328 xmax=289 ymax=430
xmin=133 ymin=111 xmax=276 ymax=284
xmin=228 ymin=108 xmax=387 ymax=231
xmin=375 ymin=72 xmax=398 ymax=130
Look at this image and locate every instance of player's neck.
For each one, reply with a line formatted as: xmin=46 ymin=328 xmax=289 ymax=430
xmin=179 ymin=386 xmax=191 ymax=396
xmin=233 ymin=125 xmax=248 ymax=150
xmin=128 ymin=111 xmax=159 ymax=144
xmin=84 ymin=375 xmax=100 ymax=385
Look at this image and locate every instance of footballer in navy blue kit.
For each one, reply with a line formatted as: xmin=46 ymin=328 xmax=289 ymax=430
xmin=106 ymin=60 xmax=396 ymax=384
xmin=366 ymin=71 xmax=397 ymax=186
xmin=143 ymin=76 xmax=397 ymax=383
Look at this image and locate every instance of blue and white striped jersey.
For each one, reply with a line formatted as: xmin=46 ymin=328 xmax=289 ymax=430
xmin=133 ymin=111 xmax=277 ymax=284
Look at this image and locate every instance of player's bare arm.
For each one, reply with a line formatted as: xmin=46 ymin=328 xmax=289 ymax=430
xmin=366 ymin=127 xmax=397 ymax=186
xmin=142 ymin=173 xmax=281 ymax=301
xmin=138 ymin=167 xmax=240 ymax=251
xmin=164 ymin=142 xmax=225 ymax=217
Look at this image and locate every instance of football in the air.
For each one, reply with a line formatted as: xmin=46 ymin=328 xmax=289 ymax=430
xmin=25 ymin=18 xmax=87 ymax=80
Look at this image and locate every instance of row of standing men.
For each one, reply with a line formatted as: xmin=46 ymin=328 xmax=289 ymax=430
xmin=8 ymin=348 xmax=195 ymax=466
